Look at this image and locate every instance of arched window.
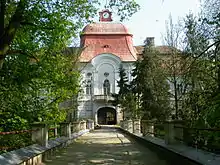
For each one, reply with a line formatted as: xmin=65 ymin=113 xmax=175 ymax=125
xmin=103 ymin=79 xmax=110 ymax=95
xmin=86 ymin=80 xmax=92 ymax=95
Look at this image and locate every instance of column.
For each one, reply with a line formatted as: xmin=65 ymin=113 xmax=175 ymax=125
xmin=133 ymin=119 xmax=141 ymax=134
xmin=127 ymin=119 xmax=133 ymax=133
xmin=120 ymin=120 xmax=124 ymax=128
xmin=32 ymin=123 xmax=48 ymax=147
xmin=95 ymin=111 xmax=98 ymax=125
xmin=174 ymin=120 xmax=184 ymax=142
xmin=60 ymin=122 xmax=71 ymax=138
xmin=72 ymin=121 xmax=80 ymax=133
xmin=80 ymin=120 xmax=86 ymax=131
xmin=93 ymin=70 xmax=98 ymax=95
xmin=87 ymin=119 xmax=94 ymax=130
xmin=165 ymin=120 xmax=175 ymax=144
xmin=91 ymin=120 xmax=94 ymax=130
xmin=142 ymin=120 xmax=155 ymax=137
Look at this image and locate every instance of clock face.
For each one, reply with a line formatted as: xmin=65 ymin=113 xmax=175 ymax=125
xmin=103 ymin=12 xmax=109 ymax=18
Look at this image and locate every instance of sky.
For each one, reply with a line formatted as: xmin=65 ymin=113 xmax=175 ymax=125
xmin=121 ymin=0 xmax=202 ymax=46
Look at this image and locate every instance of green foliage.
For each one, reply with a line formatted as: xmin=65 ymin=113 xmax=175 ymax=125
xmin=175 ymin=2 xmax=220 ymax=152
xmin=138 ymin=45 xmax=170 ymax=120
xmin=107 ymin=0 xmax=140 ymax=21
xmin=114 ymin=45 xmax=171 ymax=121
xmin=120 ymin=92 xmax=138 ymax=119
xmin=130 ymin=59 xmax=142 ymax=110
xmin=0 ymin=49 xmax=80 ymax=153
xmin=117 ymin=64 xmax=129 ymax=96
xmin=113 ymin=64 xmax=130 ymax=119
xmin=0 ymin=51 xmax=80 ymax=127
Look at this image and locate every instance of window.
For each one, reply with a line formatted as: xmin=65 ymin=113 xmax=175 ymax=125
xmin=103 ymin=79 xmax=110 ymax=95
xmin=103 ymin=45 xmax=110 ymax=48
xmin=87 ymin=72 xmax=92 ymax=77
xmin=104 ymin=72 xmax=109 ymax=77
xmin=86 ymin=80 xmax=92 ymax=95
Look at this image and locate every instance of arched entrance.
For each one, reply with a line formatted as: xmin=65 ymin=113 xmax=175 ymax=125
xmin=97 ymin=107 xmax=116 ymax=125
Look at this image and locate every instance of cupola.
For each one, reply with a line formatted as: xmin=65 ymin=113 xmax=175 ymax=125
xmin=99 ymin=9 xmax=113 ymax=22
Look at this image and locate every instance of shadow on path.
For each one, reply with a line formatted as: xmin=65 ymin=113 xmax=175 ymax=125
xmin=42 ymin=127 xmax=170 ymax=165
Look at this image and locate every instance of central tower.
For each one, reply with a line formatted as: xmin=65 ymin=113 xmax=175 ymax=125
xmin=77 ymin=10 xmax=137 ymax=124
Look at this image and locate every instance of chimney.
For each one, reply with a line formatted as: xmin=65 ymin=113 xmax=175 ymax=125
xmin=144 ymin=37 xmax=155 ymax=47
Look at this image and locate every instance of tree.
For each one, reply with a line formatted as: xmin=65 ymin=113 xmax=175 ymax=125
xmin=161 ymin=15 xmax=192 ymax=119
xmin=178 ymin=13 xmax=210 ymax=122
xmin=130 ymin=42 xmax=170 ymax=121
xmin=180 ymin=3 xmax=220 ymax=126
xmin=0 ymin=49 xmax=81 ymax=125
xmin=121 ymin=92 xmax=138 ymax=119
xmin=185 ymin=1 xmax=220 ymax=128
xmin=175 ymin=8 xmax=220 ymax=150
xmin=143 ymin=45 xmax=170 ymax=120
xmin=0 ymin=48 xmax=81 ymax=152
xmin=117 ymin=64 xmax=129 ymax=96
xmin=113 ymin=64 xmax=130 ymax=119
xmin=114 ymin=64 xmax=141 ymax=120
xmin=130 ymin=59 xmax=142 ymax=111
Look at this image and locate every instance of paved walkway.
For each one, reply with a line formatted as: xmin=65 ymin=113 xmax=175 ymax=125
xmin=43 ymin=127 xmax=169 ymax=165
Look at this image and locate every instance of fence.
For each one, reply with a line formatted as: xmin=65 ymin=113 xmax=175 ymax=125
xmin=0 ymin=119 xmax=94 ymax=154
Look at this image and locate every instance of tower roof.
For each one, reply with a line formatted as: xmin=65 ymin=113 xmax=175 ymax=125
xmin=79 ymin=10 xmax=137 ymax=62
xmin=81 ymin=22 xmax=132 ymax=36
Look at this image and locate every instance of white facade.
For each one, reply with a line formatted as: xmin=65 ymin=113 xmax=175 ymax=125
xmin=77 ymin=53 xmax=134 ymax=124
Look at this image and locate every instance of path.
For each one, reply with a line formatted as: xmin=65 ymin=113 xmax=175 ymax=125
xmin=43 ymin=127 xmax=169 ymax=165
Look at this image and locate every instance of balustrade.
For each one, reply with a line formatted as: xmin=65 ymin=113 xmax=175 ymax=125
xmin=0 ymin=119 xmax=94 ymax=152
xmin=120 ymin=119 xmax=220 ymax=154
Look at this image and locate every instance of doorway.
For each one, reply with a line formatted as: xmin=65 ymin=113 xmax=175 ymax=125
xmin=97 ymin=107 xmax=116 ymax=125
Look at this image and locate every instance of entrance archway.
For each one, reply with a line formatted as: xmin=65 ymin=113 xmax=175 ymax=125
xmin=97 ymin=107 xmax=116 ymax=125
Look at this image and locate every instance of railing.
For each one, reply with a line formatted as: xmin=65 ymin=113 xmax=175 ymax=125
xmin=93 ymin=95 xmax=114 ymax=101
xmin=48 ymin=127 xmax=59 ymax=139
xmin=154 ymin=123 xmax=165 ymax=138
xmin=175 ymin=126 xmax=220 ymax=154
xmin=121 ymin=119 xmax=220 ymax=154
xmin=0 ymin=129 xmax=39 ymax=154
xmin=0 ymin=119 xmax=95 ymax=154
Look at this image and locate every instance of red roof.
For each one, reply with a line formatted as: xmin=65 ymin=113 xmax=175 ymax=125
xmin=79 ymin=22 xmax=137 ymax=62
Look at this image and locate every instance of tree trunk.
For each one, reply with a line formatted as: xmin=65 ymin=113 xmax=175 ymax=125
xmin=0 ymin=0 xmax=26 ymax=69
xmin=173 ymin=78 xmax=179 ymax=119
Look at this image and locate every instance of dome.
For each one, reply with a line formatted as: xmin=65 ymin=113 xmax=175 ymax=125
xmin=81 ymin=22 xmax=131 ymax=35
